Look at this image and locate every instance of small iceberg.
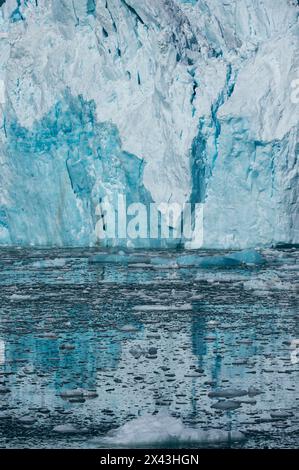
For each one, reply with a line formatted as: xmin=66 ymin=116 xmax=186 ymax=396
xmin=177 ymin=250 xmax=265 ymax=268
xmin=226 ymin=250 xmax=266 ymax=266
xmin=53 ymin=424 xmax=87 ymax=434
xmin=211 ymin=400 xmax=242 ymax=411
xmin=100 ymin=412 xmax=245 ymax=446
xmin=89 ymin=253 xmax=150 ymax=265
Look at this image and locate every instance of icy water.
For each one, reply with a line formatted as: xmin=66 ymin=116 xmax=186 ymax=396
xmin=0 ymin=247 xmax=298 ymax=449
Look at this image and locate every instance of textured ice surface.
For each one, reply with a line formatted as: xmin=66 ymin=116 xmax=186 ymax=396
xmin=0 ymin=0 xmax=298 ymax=248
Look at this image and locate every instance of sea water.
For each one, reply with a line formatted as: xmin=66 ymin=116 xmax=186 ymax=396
xmin=0 ymin=247 xmax=298 ymax=448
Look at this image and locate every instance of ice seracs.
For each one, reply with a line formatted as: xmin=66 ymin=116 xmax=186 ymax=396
xmin=0 ymin=0 xmax=298 ymax=248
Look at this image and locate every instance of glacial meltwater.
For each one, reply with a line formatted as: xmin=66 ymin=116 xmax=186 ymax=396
xmin=0 ymin=247 xmax=298 ymax=449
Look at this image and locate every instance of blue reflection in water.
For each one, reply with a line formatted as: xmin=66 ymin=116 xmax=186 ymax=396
xmin=0 ymin=247 xmax=298 ymax=448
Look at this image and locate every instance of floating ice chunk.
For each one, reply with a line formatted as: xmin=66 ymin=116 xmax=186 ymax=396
xmin=53 ymin=424 xmax=85 ymax=434
xmin=42 ymin=332 xmax=57 ymax=340
xmin=270 ymin=411 xmax=294 ymax=419
xmin=128 ymin=263 xmax=152 ymax=269
xmin=59 ymin=343 xmax=76 ymax=351
xmin=89 ymin=250 xmax=265 ymax=268
xmin=177 ymin=255 xmax=241 ymax=268
xmin=150 ymin=257 xmax=178 ymax=268
xmin=60 ymin=389 xmax=84 ymax=399
xmin=208 ymin=388 xmax=248 ymax=399
xmin=101 ymin=413 xmax=245 ymax=446
xmin=184 ymin=372 xmax=202 ymax=378
xmin=0 ymin=339 xmax=5 ymax=365
xmin=119 ymin=325 xmax=139 ymax=333
xmin=32 ymin=259 xmax=67 ymax=268
xmin=248 ymin=387 xmax=262 ymax=397
xmin=232 ymin=358 xmax=249 ymax=365
xmin=10 ymin=294 xmax=31 ymax=301
xmin=240 ymin=399 xmax=257 ymax=405
xmin=89 ymin=254 xmax=128 ymax=264
xmin=191 ymin=294 xmax=204 ymax=300
xmin=226 ymin=250 xmax=266 ymax=266
xmin=243 ymin=279 xmax=270 ymax=291
xmin=195 ymin=272 xmax=248 ymax=282
xmin=89 ymin=254 xmax=150 ymax=265
xmin=211 ymin=400 xmax=242 ymax=411
xmin=251 ymin=290 xmax=270 ymax=297
xmin=133 ymin=304 xmax=192 ymax=312
xmin=177 ymin=250 xmax=265 ymax=268
xmin=18 ymin=416 xmax=37 ymax=425
xmin=243 ymin=273 xmax=295 ymax=292
xmin=207 ymin=321 xmax=219 ymax=328
xmin=60 ymin=388 xmax=98 ymax=399
xmin=83 ymin=391 xmax=99 ymax=398
xmin=176 ymin=255 xmax=205 ymax=267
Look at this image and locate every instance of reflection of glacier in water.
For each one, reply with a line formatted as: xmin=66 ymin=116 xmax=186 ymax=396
xmin=0 ymin=247 xmax=298 ymax=448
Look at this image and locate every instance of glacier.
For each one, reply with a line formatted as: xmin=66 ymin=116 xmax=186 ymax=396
xmin=0 ymin=0 xmax=298 ymax=248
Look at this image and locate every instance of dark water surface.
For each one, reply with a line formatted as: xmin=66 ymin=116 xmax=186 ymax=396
xmin=0 ymin=247 xmax=298 ymax=448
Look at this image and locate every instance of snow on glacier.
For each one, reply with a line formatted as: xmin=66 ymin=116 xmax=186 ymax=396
xmin=0 ymin=0 xmax=298 ymax=247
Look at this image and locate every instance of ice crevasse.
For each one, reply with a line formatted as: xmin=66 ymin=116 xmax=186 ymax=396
xmin=0 ymin=0 xmax=298 ymax=248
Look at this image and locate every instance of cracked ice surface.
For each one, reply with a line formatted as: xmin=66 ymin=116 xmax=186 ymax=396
xmin=0 ymin=0 xmax=298 ymax=247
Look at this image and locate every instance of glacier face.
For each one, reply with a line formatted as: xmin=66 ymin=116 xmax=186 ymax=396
xmin=0 ymin=0 xmax=298 ymax=248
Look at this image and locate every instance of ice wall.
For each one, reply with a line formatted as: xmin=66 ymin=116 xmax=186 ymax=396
xmin=0 ymin=0 xmax=298 ymax=247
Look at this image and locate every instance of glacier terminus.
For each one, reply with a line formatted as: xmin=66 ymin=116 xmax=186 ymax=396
xmin=0 ymin=0 xmax=298 ymax=248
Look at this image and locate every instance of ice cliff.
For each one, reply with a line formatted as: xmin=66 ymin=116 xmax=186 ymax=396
xmin=0 ymin=0 xmax=298 ymax=248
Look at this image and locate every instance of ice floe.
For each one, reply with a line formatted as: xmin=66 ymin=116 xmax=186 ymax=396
xmin=132 ymin=304 xmax=192 ymax=312
xmin=31 ymin=259 xmax=67 ymax=268
xmin=102 ymin=413 xmax=245 ymax=446
xmin=89 ymin=250 xmax=266 ymax=268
